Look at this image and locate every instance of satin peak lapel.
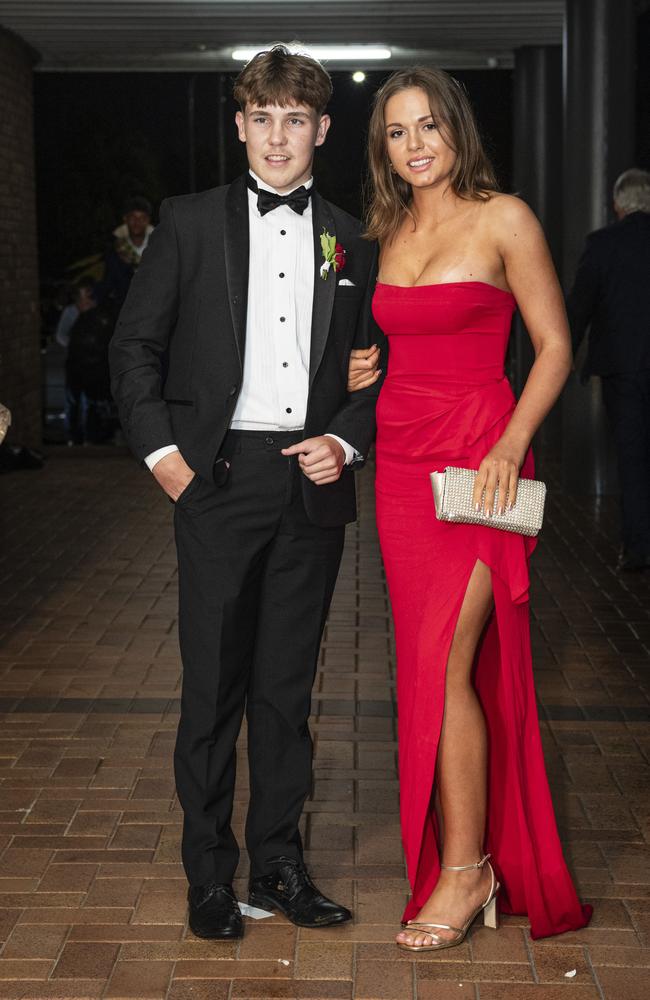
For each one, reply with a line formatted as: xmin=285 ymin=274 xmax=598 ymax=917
xmin=309 ymin=192 xmax=337 ymax=388
xmin=224 ymin=174 xmax=250 ymax=370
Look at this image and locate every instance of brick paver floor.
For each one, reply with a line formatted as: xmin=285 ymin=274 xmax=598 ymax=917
xmin=0 ymin=450 xmax=649 ymax=1000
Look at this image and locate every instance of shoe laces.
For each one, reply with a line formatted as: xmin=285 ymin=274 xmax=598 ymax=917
xmin=273 ymin=858 xmax=317 ymax=898
xmin=197 ymin=882 xmax=233 ymax=907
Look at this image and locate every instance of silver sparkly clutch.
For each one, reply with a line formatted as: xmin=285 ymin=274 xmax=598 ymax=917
xmin=0 ymin=404 xmax=10 ymax=445
xmin=430 ymin=466 xmax=546 ymax=537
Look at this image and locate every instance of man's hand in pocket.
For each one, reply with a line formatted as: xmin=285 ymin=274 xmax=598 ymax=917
xmin=152 ymin=451 xmax=196 ymax=501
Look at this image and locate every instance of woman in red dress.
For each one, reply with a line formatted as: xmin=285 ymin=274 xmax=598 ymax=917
xmin=349 ymin=68 xmax=592 ymax=950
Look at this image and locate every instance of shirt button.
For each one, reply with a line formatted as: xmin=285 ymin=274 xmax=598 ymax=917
xmin=280 ymin=316 xmax=286 ymax=322
xmin=286 ymin=407 xmax=292 ymax=414
xmin=280 ymin=229 xmax=286 ymax=235
xmin=282 ymin=362 xmax=289 ymax=368
xmin=279 ymin=272 xmax=285 ymax=278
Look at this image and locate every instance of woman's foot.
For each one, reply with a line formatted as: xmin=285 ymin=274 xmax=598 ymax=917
xmin=396 ymin=862 xmax=494 ymax=949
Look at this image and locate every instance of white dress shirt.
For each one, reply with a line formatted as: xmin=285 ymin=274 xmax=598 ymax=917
xmin=146 ymin=171 xmax=355 ymax=471
xmin=112 ymin=222 xmax=154 ymax=258
xmin=55 ymin=304 xmax=79 ymax=348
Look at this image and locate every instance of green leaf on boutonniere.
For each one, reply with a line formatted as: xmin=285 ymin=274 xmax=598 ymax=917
xmin=320 ymin=227 xmax=343 ymax=280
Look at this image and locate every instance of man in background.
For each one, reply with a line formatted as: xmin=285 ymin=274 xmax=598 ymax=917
xmin=61 ymin=277 xmax=97 ymax=444
xmin=102 ymin=196 xmax=154 ymax=307
xmin=55 ymin=280 xmax=91 ymax=351
xmin=567 ymin=168 xmax=650 ymax=572
xmin=65 ymin=278 xmax=116 ymax=444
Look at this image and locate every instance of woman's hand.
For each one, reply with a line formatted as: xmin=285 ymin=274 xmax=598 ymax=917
xmin=347 ymin=345 xmax=381 ymax=392
xmin=472 ymin=441 xmax=526 ymax=517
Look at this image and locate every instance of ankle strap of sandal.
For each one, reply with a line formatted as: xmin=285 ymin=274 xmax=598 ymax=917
xmin=441 ymin=853 xmax=491 ymax=872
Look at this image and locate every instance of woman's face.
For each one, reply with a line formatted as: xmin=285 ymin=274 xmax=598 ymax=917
xmin=383 ymin=87 xmax=457 ymax=191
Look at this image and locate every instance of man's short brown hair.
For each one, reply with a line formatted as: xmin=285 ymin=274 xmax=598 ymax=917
xmin=233 ymin=43 xmax=333 ymax=115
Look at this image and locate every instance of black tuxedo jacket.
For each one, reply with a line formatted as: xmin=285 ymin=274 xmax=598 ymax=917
xmin=566 ymin=211 xmax=650 ymax=382
xmin=109 ymin=174 xmax=385 ymax=526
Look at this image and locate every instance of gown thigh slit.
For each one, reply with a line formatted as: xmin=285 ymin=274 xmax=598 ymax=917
xmin=372 ymin=281 xmax=592 ymax=939
xmin=408 ymin=555 xmax=494 ymax=919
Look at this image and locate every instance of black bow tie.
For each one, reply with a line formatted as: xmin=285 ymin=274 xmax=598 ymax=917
xmin=247 ymin=174 xmax=312 ymax=216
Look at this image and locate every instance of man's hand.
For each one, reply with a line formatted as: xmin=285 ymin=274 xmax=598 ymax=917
xmin=152 ymin=450 xmax=196 ymax=501
xmin=281 ymin=436 xmax=345 ymax=485
xmin=348 ymin=345 xmax=381 ymax=392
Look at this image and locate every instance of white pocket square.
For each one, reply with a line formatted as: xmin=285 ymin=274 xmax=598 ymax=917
xmin=338 ymin=278 xmax=356 ymax=286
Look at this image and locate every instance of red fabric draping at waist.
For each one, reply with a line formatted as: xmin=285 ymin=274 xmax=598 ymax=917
xmin=376 ymin=375 xmax=517 ymax=467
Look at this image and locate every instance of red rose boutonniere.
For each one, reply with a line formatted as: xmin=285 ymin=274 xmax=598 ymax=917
xmin=320 ymin=229 xmax=346 ymax=280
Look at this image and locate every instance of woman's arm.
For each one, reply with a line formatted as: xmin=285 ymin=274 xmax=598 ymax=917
xmin=473 ymin=196 xmax=572 ymax=515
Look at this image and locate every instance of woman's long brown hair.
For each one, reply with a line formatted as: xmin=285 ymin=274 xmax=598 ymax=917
xmin=365 ymin=67 xmax=499 ymax=245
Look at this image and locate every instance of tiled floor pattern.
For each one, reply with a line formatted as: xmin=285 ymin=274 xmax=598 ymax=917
xmin=0 ymin=450 xmax=649 ymax=1000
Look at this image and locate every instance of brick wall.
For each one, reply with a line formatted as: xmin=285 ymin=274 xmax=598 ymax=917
xmin=0 ymin=27 xmax=40 ymax=448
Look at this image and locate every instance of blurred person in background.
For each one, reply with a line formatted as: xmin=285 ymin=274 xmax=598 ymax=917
xmin=62 ymin=277 xmax=96 ymax=444
xmin=65 ymin=278 xmax=116 ymax=445
xmin=101 ymin=196 xmax=154 ymax=307
xmin=55 ymin=279 xmax=93 ymax=350
xmin=567 ymin=168 xmax=650 ymax=572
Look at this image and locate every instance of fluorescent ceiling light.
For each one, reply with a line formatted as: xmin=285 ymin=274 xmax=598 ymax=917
xmin=232 ymin=46 xmax=391 ymax=62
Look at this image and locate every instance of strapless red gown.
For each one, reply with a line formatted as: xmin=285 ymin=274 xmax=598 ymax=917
xmin=372 ymin=281 xmax=591 ymax=939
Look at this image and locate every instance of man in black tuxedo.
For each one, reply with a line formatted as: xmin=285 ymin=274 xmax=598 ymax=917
xmin=567 ymin=168 xmax=650 ymax=572
xmin=109 ymin=45 xmax=384 ymax=938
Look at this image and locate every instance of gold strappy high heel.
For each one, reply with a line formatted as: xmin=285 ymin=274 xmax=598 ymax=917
xmin=397 ymin=853 xmax=500 ymax=953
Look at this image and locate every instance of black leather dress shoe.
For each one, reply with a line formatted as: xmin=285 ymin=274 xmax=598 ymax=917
xmin=249 ymin=858 xmax=352 ymax=928
xmin=188 ymin=882 xmax=243 ymax=939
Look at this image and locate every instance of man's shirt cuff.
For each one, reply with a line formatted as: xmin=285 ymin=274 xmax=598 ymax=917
xmin=324 ymin=434 xmax=361 ymax=466
xmin=145 ymin=445 xmax=179 ymax=471
xmin=146 ymin=438 xmax=359 ymax=471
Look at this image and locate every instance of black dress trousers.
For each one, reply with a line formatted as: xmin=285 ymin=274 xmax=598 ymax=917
xmin=601 ymin=370 xmax=650 ymax=558
xmin=172 ymin=430 xmax=345 ymax=887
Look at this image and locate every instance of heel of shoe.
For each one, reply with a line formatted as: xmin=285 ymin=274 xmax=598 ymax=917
xmin=483 ymin=894 xmax=499 ymax=930
xmin=248 ymin=892 xmax=276 ymax=913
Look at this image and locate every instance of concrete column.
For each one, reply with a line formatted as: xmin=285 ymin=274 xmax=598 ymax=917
xmin=0 ymin=27 xmax=40 ymax=448
xmin=561 ymin=0 xmax=636 ymax=494
xmin=512 ymin=46 xmax=562 ymax=409
xmin=514 ymin=45 xmax=563 ymax=268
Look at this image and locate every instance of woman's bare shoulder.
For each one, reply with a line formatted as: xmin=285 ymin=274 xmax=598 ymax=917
xmin=482 ymin=193 xmax=545 ymax=255
xmin=483 ymin=192 xmax=541 ymax=230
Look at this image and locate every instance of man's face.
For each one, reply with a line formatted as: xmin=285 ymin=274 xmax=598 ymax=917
xmin=124 ymin=210 xmax=151 ymax=240
xmin=235 ymin=102 xmax=330 ymax=193
xmin=76 ymin=286 xmax=95 ymax=311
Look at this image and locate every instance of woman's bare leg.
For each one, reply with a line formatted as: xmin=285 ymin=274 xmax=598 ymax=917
xmin=397 ymin=560 xmax=495 ymax=948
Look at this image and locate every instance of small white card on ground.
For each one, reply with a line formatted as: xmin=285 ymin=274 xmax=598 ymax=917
xmin=238 ymin=901 xmax=274 ymax=919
